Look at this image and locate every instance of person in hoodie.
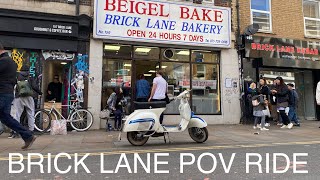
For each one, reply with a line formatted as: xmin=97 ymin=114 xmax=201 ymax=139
xmin=9 ymin=65 xmax=42 ymax=138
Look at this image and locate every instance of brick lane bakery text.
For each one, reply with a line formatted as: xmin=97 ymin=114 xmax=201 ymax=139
xmin=99 ymin=0 xmax=228 ymax=44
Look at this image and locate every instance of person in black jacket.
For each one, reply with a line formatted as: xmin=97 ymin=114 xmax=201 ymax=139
xmin=0 ymin=42 xmax=36 ymax=149
xmin=258 ymin=78 xmax=271 ymax=127
xmin=271 ymin=77 xmax=293 ymax=129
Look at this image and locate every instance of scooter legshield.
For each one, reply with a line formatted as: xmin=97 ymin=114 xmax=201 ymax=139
xmin=188 ymin=116 xmax=207 ymax=128
xmin=123 ymin=111 xmax=159 ymax=132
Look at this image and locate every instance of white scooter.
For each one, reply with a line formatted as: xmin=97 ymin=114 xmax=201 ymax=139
xmin=119 ymin=90 xmax=209 ymax=146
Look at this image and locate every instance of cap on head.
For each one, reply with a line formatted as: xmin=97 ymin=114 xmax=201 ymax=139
xmin=287 ymin=83 xmax=294 ymax=87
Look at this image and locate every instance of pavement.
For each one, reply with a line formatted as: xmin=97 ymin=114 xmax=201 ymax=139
xmin=0 ymin=120 xmax=320 ymax=156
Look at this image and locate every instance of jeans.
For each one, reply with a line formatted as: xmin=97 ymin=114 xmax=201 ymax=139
xmin=254 ymin=116 xmax=266 ymax=128
xmin=114 ymin=108 xmax=122 ymax=129
xmin=288 ymin=106 xmax=299 ymax=125
xmin=13 ymin=97 xmax=35 ymax=131
xmin=136 ymin=98 xmax=148 ymax=102
xmin=0 ymin=94 xmax=32 ymax=141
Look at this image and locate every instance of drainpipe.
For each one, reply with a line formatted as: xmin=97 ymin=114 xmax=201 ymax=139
xmin=76 ymin=0 xmax=80 ymax=16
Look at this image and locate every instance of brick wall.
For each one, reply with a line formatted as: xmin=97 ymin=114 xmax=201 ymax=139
xmin=238 ymin=0 xmax=319 ymax=42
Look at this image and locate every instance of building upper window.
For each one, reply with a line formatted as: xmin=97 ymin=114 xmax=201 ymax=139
xmin=251 ymin=0 xmax=272 ymax=32
xmin=304 ymin=0 xmax=320 ymax=38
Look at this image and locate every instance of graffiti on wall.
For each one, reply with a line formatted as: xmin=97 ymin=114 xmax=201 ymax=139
xmin=11 ymin=49 xmax=25 ymax=71
xmin=29 ymin=52 xmax=37 ymax=77
xmin=72 ymin=54 xmax=90 ymax=102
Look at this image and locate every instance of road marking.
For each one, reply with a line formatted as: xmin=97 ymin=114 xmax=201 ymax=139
xmin=0 ymin=140 xmax=319 ymax=161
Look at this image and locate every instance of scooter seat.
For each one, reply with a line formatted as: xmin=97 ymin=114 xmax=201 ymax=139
xmin=134 ymin=101 xmax=167 ymax=109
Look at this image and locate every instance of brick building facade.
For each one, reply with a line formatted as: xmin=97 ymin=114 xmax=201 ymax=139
xmin=237 ymin=0 xmax=320 ymax=121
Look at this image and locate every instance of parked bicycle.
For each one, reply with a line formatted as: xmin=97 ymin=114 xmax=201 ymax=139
xmin=34 ymin=100 xmax=94 ymax=132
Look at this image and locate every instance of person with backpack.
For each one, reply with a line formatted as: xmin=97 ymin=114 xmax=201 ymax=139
xmin=287 ymin=83 xmax=300 ymax=127
xmin=0 ymin=42 xmax=36 ymax=149
xmin=107 ymin=87 xmax=127 ymax=131
xmin=271 ymin=77 xmax=293 ymax=129
xmin=9 ymin=65 xmax=42 ymax=138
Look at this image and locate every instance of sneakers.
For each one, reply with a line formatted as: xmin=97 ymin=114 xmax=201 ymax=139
xmin=261 ymin=127 xmax=269 ymax=131
xmin=280 ymin=125 xmax=287 ymax=129
xmin=277 ymin=123 xmax=283 ymax=126
xmin=253 ymin=126 xmax=259 ymax=129
xmin=21 ymin=135 xmax=37 ymax=150
xmin=265 ymin=123 xmax=270 ymax=127
xmin=257 ymin=124 xmax=261 ymax=129
xmin=294 ymin=124 xmax=301 ymax=127
xmin=287 ymin=123 xmax=294 ymax=129
xmin=8 ymin=132 xmax=19 ymax=139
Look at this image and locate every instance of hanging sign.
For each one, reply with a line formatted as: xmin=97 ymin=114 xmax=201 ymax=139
xmin=94 ymin=0 xmax=231 ymax=48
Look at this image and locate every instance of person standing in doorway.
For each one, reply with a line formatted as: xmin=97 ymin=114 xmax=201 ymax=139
xmin=10 ymin=65 xmax=42 ymax=138
xmin=136 ymin=74 xmax=150 ymax=102
xmin=287 ymin=83 xmax=300 ymax=127
xmin=0 ymin=42 xmax=36 ymax=149
xmin=148 ymin=69 xmax=168 ymax=124
xmin=271 ymin=77 xmax=293 ymax=129
xmin=47 ymin=75 xmax=62 ymax=102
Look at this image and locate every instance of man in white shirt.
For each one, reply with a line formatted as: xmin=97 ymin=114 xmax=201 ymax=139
xmin=149 ymin=69 xmax=168 ymax=124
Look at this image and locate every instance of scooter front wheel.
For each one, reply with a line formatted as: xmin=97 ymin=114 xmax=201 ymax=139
xmin=188 ymin=127 xmax=208 ymax=143
xmin=127 ymin=132 xmax=149 ymax=146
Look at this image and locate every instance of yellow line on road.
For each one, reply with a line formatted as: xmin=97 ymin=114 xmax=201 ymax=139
xmin=0 ymin=140 xmax=319 ymax=161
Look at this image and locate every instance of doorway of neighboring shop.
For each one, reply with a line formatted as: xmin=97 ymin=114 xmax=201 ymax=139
xmin=260 ymin=69 xmax=316 ymax=120
xmin=42 ymin=61 xmax=73 ymax=115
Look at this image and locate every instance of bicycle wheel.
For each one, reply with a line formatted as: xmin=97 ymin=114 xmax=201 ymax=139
xmin=34 ymin=109 xmax=52 ymax=133
xmin=70 ymin=109 xmax=93 ymax=131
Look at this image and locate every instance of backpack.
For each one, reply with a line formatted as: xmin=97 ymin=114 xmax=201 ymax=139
xmin=17 ymin=80 xmax=33 ymax=97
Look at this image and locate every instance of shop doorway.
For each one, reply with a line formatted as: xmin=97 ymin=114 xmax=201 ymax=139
xmin=260 ymin=69 xmax=316 ymax=120
xmin=42 ymin=61 xmax=73 ymax=114
xmin=133 ymin=60 xmax=159 ymax=98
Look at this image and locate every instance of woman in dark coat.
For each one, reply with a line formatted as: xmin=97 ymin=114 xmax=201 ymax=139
xmin=258 ymin=78 xmax=270 ymax=126
xmin=271 ymin=77 xmax=293 ymax=129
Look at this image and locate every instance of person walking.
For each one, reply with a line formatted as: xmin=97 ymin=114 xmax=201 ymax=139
xmin=135 ymin=74 xmax=150 ymax=102
xmin=107 ymin=87 xmax=126 ymax=130
xmin=9 ymin=65 xmax=42 ymax=138
xmin=287 ymin=83 xmax=300 ymax=127
xmin=0 ymin=42 xmax=36 ymax=149
xmin=148 ymin=69 xmax=168 ymax=124
xmin=271 ymin=77 xmax=293 ymax=129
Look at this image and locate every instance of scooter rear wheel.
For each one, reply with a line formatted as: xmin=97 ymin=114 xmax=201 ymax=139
xmin=188 ymin=127 xmax=209 ymax=143
xmin=127 ymin=132 xmax=149 ymax=146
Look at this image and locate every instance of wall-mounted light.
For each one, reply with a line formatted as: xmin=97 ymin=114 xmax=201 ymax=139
xmin=61 ymin=62 xmax=67 ymax=65
xmin=135 ymin=48 xmax=152 ymax=53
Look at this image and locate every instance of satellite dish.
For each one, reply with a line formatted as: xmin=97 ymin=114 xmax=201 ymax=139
xmin=244 ymin=24 xmax=260 ymax=36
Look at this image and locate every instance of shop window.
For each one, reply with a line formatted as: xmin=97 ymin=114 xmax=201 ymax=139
xmin=133 ymin=46 xmax=160 ymax=60
xmin=102 ymin=59 xmax=132 ymax=113
xmin=304 ymin=0 xmax=320 ymax=38
xmin=251 ymin=0 xmax=272 ymax=32
xmin=162 ymin=62 xmax=191 ymax=114
xmin=103 ymin=44 xmax=132 ymax=59
xmin=160 ymin=49 xmax=190 ymax=62
xmin=191 ymin=50 xmax=219 ymax=63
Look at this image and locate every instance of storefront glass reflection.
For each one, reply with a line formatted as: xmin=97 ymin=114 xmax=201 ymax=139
xmin=102 ymin=59 xmax=132 ymax=113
